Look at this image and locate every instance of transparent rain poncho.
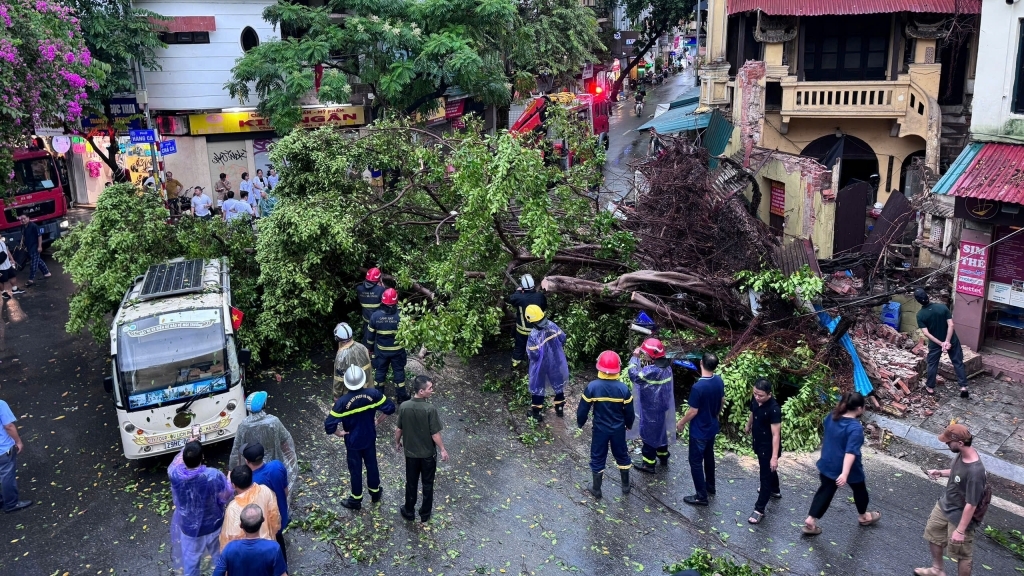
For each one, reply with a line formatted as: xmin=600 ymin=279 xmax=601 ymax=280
xmin=228 ymin=411 xmax=298 ymax=494
xmin=625 ymin=356 xmax=677 ymax=448
xmin=168 ymin=451 xmax=233 ymax=576
xmin=526 ymin=319 xmax=570 ymax=396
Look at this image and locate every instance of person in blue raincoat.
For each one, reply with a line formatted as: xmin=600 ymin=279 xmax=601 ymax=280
xmin=627 ymin=338 xmax=676 ymax=473
xmin=525 ymin=304 xmax=569 ymax=421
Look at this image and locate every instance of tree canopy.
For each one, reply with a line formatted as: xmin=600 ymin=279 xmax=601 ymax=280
xmin=226 ymin=0 xmax=602 ymax=132
xmin=69 ymin=0 xmax=167 ymax=182
xmin=0 ymin=0 xmax=99 ymax=185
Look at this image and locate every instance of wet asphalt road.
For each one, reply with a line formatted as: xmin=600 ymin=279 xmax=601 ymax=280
xmin=602 ymin=71 xmax=701 ymax=203
xmin=2 ymin=233 xmax=1024 ymax=574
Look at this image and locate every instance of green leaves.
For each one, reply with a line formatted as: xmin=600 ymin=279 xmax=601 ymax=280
xmin=736 ymin=264 xmax=826 ymax=304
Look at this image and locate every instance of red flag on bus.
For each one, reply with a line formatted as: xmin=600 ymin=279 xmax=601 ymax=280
xmin=230 ymin=306 xmax=244 ymax=331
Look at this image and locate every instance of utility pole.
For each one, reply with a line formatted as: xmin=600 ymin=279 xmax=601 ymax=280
xmin=695 ymin=0 xmax=702 ymax=58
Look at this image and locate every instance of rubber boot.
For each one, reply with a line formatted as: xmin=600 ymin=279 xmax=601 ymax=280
xmin=589 ymin=472 xmax=603 ymax=499
xmin=554 ymin=404 xmax=564 ymax=418
xmin=620 ymin=469 xmax=631 ymax=495
xmin=633 ymin=460 xmax=656 ymax=474
xmin=529 ymin=406 xmax=544 ymax=422
xmin=340 ymin=496 xmax=362 ymax=511
xmin=658 ymin=452 xmax=670 ymax=467
xmin=395 ymin=385 xmax=410 ymax=404
xmin=369 ymin=487 xmax=383 ymax=504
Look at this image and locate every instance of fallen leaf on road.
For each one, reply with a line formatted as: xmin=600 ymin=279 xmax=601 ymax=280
xmin=53 ymin=415 xmax=65 ymax=420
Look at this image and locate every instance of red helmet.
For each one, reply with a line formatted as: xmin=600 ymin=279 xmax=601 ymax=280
xmin=366 ymin=268 xmax=382 ymax=282
xmin=640 ymin=338 xmax=666 ymax=359
xmin=381 ymin=288 xmax=398 ymax=306
xmin=596 ymin=350 xmax=621 ymax=374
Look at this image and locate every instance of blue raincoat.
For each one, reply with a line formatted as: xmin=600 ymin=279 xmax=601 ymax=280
xmin=168 ymin=450 xmax=234 ymax=576
xmin=526 ymin=319 xmax=569 ymax=396
xmin=625 ymin=356 xmax=676 ymax=447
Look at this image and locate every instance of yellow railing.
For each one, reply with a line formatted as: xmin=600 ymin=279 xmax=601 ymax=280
xmin=780 ymin=77 xmax=921 ymax=121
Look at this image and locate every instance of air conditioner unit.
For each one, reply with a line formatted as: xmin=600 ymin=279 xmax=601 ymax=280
xmin=156 ymin=115 xmax=189 ymax=136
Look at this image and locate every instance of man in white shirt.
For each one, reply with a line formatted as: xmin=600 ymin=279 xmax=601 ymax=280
xmin=191 ymin=187 xmax=213 ymax=220
xmin=0 ymin=238 xmax=25 ymax=299
xmin=224 ymin=191 xmax=254 ymax=222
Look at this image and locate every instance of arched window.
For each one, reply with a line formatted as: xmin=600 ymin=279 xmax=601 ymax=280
xmin=241 ymin=27 xmax=260 ymax=52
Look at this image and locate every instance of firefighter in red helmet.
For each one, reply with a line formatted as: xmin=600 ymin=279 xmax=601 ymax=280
xmin=627 ymin=338 xmax=676 ymax=474
xmin=355 ymin=268 xmax=386 ymax=345
xmin=368 ymin=287 xmax=409 ymax=404
xmin=577 ymin=351 xmax=635 ymax=499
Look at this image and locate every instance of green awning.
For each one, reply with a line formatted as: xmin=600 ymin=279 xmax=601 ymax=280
xmin=637 ymin=102 xmax=711 ymax=135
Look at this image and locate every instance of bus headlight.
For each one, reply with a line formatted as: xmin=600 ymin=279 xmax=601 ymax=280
xmin=123 ymin=423 xmax=136 ymax=433
xmin=226 ymin=401 xmax=237 ymax=412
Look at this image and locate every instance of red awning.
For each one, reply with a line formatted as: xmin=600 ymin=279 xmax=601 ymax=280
xmin=728 ymin=0 xmax=979 ymax=16
xmin=152 ymin=16 xmax=217 ymax=33
xmin=943 ymin=143 xmax=1024 ymax=204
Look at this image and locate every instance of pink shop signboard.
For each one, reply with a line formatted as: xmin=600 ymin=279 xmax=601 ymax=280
xmin=955 ymin=240 xmax=988 ymax=297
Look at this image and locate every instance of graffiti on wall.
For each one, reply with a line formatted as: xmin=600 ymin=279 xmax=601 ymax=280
xmin=206 ymin=142 xmax=248 ymax=197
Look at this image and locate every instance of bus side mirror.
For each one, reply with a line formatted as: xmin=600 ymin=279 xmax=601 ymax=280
xmin=103 ymin=376 xmax=113 ymax=394
xmin=239 ymin=349 xmax=252 ymax=367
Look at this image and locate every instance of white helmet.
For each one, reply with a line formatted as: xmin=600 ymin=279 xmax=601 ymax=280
xmin=520 ymin=274 xmax=535 ymax=290
xmin=334 ymin=322 xmax=353 ymax=342
xmin=343 ymin=365 xmax=366 ymax=390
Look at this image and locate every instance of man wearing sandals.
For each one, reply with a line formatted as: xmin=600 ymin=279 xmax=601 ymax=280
xmin=916 ymin=423 xmax=988 ymax=576
xmin=915 ymin=289 xmax=970 ymax=399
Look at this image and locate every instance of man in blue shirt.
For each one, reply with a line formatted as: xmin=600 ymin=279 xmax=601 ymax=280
xmin=213 ymin=504 xmax=288 ymax=576
xmin=244 ymin=443 xmax=289 ymax=561
xmin=676 ymin=352 xmax=726 ymax=506
xmin=0 ymin=398 xmax=32 ymax=513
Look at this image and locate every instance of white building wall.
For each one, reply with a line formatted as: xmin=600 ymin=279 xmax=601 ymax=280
xmin=971 ymin=0 xmax=1024 ymax=142
xmin=136 ymin=0 xmax=277 ymax=111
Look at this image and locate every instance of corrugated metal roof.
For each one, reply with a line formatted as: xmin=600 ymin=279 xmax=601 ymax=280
xmin=636 ymin=102 xmax=711 ymax=135
xmin=668 ymin=96 xmax=700 ymax=110
xmin=775 ymin=238 xmax=823 ymax=277
xmin=933 ymin=142 xmax=1024 ymax=203
xmin=705 ymin=109 xmax=734 ymax=169
xmin=932 ymin=142 xmax=982 ymax=195
xmin=728 ymin=0 xmax=978 ymax=16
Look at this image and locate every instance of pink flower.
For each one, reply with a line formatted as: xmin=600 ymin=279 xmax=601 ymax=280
xmin=39 ymin=42 xmax=57 ymax=61
xmin=0 ymin=5 xmax=10 ymax=27
xmin=80 ymin=48 xmax=91 ymax=67
xmin=65 ymin=52 xmax=75 ymax=64
xmin=67 ymin=100 xmax=82 ymax=119
xmin=35 ymin=1 xmax=48 ymax=12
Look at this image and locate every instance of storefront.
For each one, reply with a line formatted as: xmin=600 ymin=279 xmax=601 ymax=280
xmin=933 ymin=141 xmax=1024 ymax=357
xmin=175 ymin=105 xmax=368 ymax=203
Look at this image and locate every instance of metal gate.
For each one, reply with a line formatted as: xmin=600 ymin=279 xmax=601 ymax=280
xmin=832 ymin=181 xmax=870 ymax=255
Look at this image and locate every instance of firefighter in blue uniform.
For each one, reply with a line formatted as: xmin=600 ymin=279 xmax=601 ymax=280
xmin=368 ymin=287 xmax=410 ymax=404
xmin=356 ymin=268 xmax=386 ymax=345
xmin=324 ymin=365 xmax=396 ymax=511
xmin=627 ymin=338 xmax=676 ymax=473
xmin=525 ymin=304 xmax=569 ymax=421
xmin=577 ymin=351 xmax=635 ymax=499
xmin=505 ymin=274 xmax=547 ymax=371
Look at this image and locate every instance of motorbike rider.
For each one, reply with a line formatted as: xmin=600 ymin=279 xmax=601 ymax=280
xmin=634 ymin=87 xmax=647 ymax=114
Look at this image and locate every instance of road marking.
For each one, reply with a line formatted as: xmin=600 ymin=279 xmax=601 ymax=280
xmin=622 ymin=130 xmax=633 ymax=137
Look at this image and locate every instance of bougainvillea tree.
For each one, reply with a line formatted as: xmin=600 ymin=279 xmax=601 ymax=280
xmin=0 ymin=0 xmax=100 ymax=187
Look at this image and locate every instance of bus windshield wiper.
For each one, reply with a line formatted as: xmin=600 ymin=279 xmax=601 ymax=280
xmin=176 ymin=386 xmax=212 ymax=413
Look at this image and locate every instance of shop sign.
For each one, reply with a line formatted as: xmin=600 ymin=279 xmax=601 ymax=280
xmin=71 ymin=136 xmax=86 ymax=154
xmin=445 ymin=99 xmax=466 ymax=120
xmin=188 ymin=106 xmax=366 ymax=135
xmin=769 ymin=181 xmax=785 ymax=217
xmin=990 ymin=229 xmax=1024 ymax=284
xmin=414 ymin=98 xmax=446 ymax=124
xmin=81 ymin=95 xmax=145 ymax=131
xmin=955 ymin=240 xmax=988 ymax=297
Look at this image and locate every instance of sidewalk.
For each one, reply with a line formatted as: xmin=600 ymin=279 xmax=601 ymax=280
xmin=868 ymin=372 xmax=1024 ymax=483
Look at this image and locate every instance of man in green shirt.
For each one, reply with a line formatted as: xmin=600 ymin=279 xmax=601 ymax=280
xmin=395 ymin=376 xmax=448 ymax=522
xmin=915 ymin=289 xmax=969 ymax=398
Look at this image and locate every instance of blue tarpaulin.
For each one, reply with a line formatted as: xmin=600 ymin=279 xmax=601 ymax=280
xmin=815 ymin=306 xmax=873 ymax=397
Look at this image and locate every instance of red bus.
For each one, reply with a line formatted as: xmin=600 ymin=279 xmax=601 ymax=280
xmin=1 ymin=148 xmax=71 ymax=247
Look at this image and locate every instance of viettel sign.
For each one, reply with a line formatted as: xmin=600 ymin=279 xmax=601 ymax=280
xmin=188 ymin=106 xmax=366 ymax=135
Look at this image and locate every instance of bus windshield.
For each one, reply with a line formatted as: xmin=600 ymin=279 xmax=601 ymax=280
xmin=116 ymin=309 xmax=235 ymax=410
xmin=13 ymin=156 xmax=59 ymax=195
